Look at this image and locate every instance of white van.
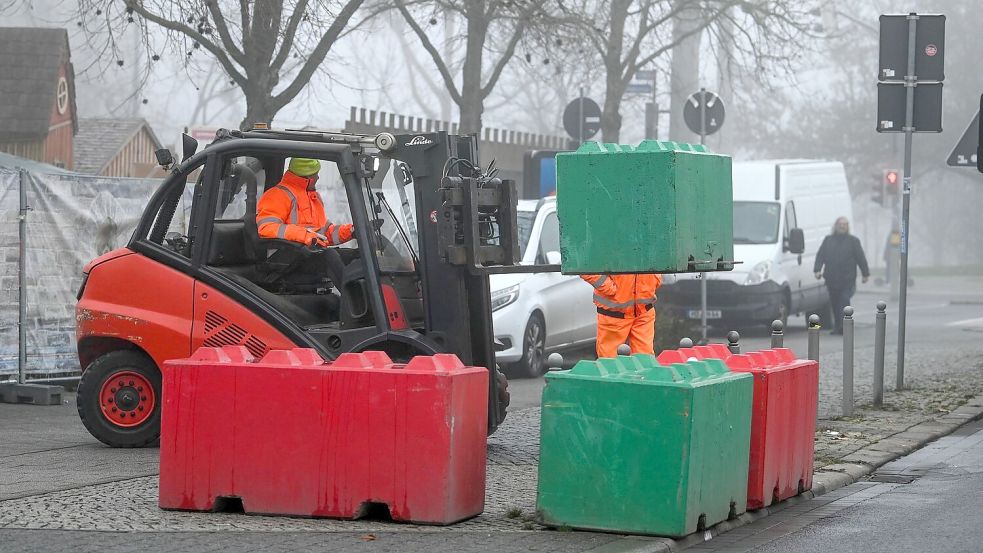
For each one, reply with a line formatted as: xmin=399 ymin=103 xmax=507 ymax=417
xmin=660 ymin=160 xmax=853 ymax=328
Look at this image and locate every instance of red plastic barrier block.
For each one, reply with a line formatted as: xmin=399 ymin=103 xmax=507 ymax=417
xmin=159 ymin=348 xmax=489 ymax=524
xmin=723 ymin=350 xmax=818 ymax=510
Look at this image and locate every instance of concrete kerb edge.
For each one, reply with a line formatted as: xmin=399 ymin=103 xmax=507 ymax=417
xmin=664 ymin=391 xmax=983 ymax=552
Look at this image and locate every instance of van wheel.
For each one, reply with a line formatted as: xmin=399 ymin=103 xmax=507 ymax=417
xmin=77 ymin=351 xmax=161 ymax=448
xmin=514 ymin=314 xmax=546 ymax=378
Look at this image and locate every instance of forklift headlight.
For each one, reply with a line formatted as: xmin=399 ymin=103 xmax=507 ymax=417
xmin=491 ymin=284 xmax=520 ymax=312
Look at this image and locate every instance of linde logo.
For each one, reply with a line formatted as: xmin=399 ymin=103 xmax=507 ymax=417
xmin=405 ymin=135 xmax=433 ymax=146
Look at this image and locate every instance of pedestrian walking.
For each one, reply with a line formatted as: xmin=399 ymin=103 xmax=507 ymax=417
xmin=814 ymin=217 xmax=870 ymax=335
xmin=581 ymin=273 xmax=662 ymax=358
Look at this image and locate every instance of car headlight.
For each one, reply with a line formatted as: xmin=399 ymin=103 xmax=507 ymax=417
xmin=491 ymin=284 xmax=520 ymax=312
xmin=745 ymin=260 xmax=772 ymax=285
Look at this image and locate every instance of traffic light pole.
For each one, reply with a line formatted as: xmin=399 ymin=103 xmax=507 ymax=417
xmin=896 ymin=14 xmax=918 ymax=390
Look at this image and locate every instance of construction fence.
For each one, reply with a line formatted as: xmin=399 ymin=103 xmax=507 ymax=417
xmin=0 ymin=165 xmax=162 ymax=377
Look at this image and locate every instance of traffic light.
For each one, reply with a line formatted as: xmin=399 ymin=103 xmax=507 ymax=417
xmin=872 ymin=174 xmax=885 ymax=206
xmin=884 ymin=169 xmax=900 ymax=202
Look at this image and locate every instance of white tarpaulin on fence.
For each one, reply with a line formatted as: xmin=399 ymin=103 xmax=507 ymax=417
xmin=0 ymin=166 xmax=161 ymax=376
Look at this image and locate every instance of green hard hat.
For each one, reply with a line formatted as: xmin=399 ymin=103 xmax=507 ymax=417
xmin=288 ymin=157 xmax=321 ymax=177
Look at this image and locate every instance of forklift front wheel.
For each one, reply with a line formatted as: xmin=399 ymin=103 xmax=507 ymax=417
xmin=77 ymin=350 xmax=162 ymax=448
xmin=493 ymin=367 xmax=510 ymax=428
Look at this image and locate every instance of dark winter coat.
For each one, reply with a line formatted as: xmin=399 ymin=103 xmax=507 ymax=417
xmin=814 ymin=234 xmax=870 ymax=289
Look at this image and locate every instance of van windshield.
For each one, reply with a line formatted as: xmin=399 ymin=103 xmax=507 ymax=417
xmin=733 ymin=201 xmax=781 ymax=244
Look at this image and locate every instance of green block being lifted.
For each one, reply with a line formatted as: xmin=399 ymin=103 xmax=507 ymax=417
xmin=556 ymin=141 xmax=733 ymax=273
xmin=536 ymin=354 xmax=753 ymax=538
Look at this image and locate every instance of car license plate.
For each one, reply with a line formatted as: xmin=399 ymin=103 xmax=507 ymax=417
xmin=687 ymin=310 xmax=722 ymax=320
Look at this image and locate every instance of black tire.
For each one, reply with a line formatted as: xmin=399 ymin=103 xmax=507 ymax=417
xmin=769 ymin=293 xmax=790 ymax=330
xmin=492 ymin=365 xmax=510 ymax=430
xmin=77 ymin=350 xmax=161 ymax=448
xmin=513 ymin=314 xmax=547 ymax=378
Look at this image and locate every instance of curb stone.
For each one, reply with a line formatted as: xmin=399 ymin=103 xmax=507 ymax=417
xmin=659 ymin=390 xmax=983 ymax=552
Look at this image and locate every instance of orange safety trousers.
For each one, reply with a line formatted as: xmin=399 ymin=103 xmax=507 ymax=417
xmin=595 ymin=306 xmax=656 ymax=358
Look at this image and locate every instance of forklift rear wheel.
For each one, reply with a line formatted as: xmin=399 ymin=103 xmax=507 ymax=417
xmin=77 ymin=350 xmax=161 ymax=448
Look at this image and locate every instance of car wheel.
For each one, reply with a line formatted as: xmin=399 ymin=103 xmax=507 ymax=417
xmin=515 ymin=314 xmax=547 ymax=378
xmin=77 ymin=350 xmax=161 ymax=448
xmin=773 ymin=293 xmax=790 ymax=329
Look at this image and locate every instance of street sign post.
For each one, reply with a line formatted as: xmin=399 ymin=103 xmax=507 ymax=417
xmin=877 ymin=13 xmax=945 ymax=390
xmin=682 ymin=88 xmax=726 ymax=343
xmin=563 ymin=92 xmax=602 ymax=143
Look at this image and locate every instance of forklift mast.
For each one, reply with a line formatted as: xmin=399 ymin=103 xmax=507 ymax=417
xmin=387 ymin=133 xmax=496 ymax=364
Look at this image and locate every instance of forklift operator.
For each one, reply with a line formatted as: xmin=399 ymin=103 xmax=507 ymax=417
xmin=256 ymin=157 xmax=355 ymax=248
xmin=256 ymin=157 xmax=380 ymax=290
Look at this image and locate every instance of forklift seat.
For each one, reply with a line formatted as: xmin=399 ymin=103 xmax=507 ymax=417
xmin=206 ymin=163 xmax=259 ymax=269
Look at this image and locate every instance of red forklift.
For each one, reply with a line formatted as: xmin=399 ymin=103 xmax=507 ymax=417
xmin=75 ymin=127 xmax=556 ymax=447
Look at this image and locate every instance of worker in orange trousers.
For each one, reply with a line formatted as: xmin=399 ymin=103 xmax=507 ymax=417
xmin=581 ymin=273 xmax=662 ymax=358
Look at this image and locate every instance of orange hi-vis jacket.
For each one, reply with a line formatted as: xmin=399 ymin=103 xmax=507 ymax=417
xmin=256 ymin=171 xmax=354 ymax=246
xmin=581 ymin=273 xmax=662 ymax=317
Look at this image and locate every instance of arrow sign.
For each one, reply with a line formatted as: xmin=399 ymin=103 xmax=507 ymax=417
xmin=946 ymin=111 xmax=979 ymax=167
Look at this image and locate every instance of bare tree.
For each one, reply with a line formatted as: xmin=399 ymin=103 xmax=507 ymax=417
xmin=394 ymin=0 xmax=542 ymax=135
xmin=76 ymin=0 xmax=369 ymax=129
xmin=561 ymin=0 xmax=816 ymax=142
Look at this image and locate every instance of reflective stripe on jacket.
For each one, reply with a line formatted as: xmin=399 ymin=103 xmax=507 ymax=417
xmin=256 ymin=171 xmax=354 ymax=245
xmin=581 ymin=273 xmax=662 ymax=317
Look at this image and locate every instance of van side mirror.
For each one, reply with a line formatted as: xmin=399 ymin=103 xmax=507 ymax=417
xmin=787 ymin=227 xmax=805 ymax=254
xmin=181 ymin=133 xmax=199 ymax=162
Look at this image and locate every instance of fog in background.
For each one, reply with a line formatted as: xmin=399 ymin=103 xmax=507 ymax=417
xmin=4 ymin=0 xmax=981 ymax=269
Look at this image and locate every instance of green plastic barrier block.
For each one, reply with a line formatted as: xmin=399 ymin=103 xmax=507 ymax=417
xmin=536 ymin=354 xmax=753 ymax=537
xmin=556 ymin=141 xmax=733 ymax=273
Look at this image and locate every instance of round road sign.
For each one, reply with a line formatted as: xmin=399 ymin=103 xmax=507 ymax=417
xmin=925 ymin=44 xmax=938 ymax=57
xmin=682 ymin=90 xmax=726 ymax=137
xmin=563 ymin=97 xmax=602 ymax=142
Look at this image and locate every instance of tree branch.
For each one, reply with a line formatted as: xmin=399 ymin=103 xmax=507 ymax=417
xmin=205 ymin=0 xmax=246 ymax=65
xmin=270 ymin=0 xmax=310 ymax=72
xmin=273 ymin=0 xmax=364 ymax=110
xmin=124 ymin=0 xmax=247 ymax=84
xmin=480 ymin=14 xmax=529 ymax=99
xmin=394 ymin=0 xmax=463 ymax=104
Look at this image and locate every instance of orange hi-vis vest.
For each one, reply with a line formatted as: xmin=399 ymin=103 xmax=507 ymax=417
xmin=581 ymin=273 xmax=662 ymax=317
xmin=256 ymin=171 xmax=354 ymax=246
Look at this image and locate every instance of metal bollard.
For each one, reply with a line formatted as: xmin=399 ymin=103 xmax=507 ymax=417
xmin=617 ymin=344 xmax=631 ymax=356
xmin=770 ymin=320 xmax=784 ymax=349
xmin=547 ymin=352 xmax=565 ymax=371
xmin=727 ymin=331 xmax=741 ymax=354
xmin=807 ymin=314 xmax=821 ymax=361
xmin=873 ymin=301 xmax=887 ymax=405
xmin=679 ymin=337 xmax=694 ymax=348
xmin=842 ymin=306 xmax=854 ymax=417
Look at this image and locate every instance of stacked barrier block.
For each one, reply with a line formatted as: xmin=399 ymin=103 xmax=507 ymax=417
xmin=660 ymin=345 xmax=820 ymax=509
xmin=159 ymin=346 xmax=488 ymax=524
xmin=555 ymin=140 xmax=733 ymax=274
xmin=537 ymin=353 xmax=753 ymax=537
